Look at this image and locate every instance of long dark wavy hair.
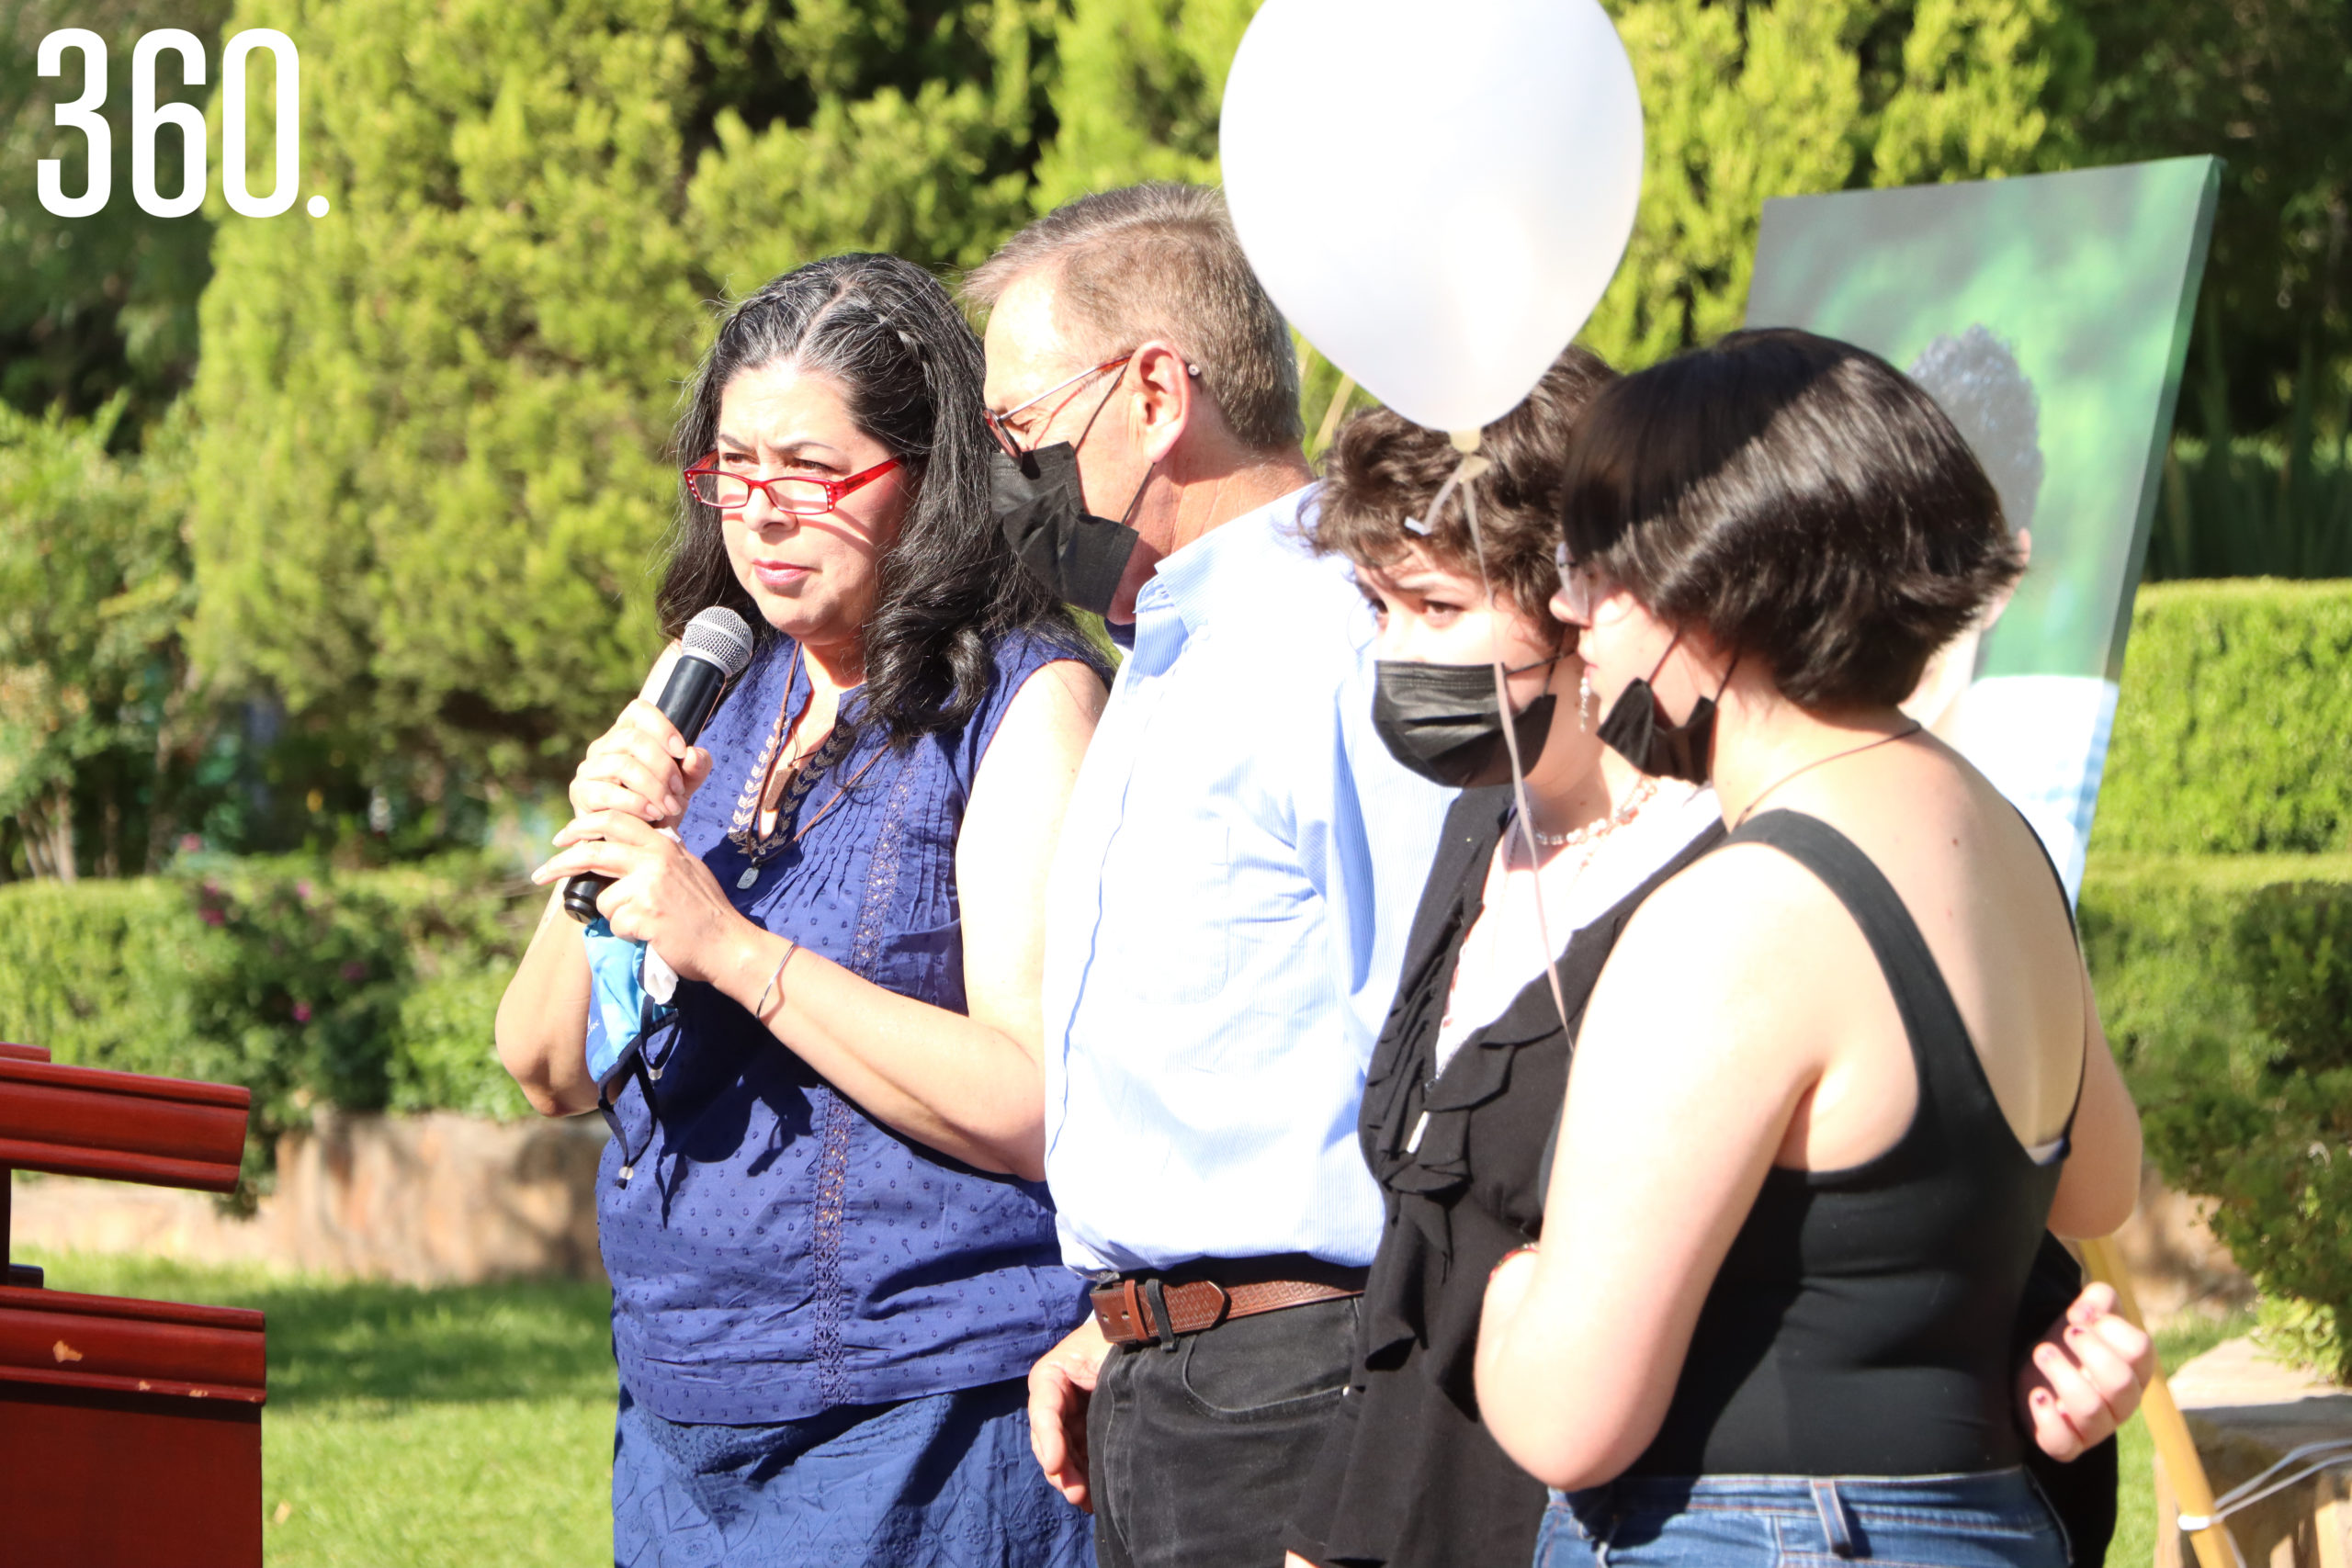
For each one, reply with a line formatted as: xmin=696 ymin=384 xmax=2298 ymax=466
xmin=659 ymin=253 xmax=1091 ymax=746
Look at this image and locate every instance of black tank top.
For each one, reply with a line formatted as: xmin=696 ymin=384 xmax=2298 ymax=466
xmin=1631 ymin=809 xmax=2081 ymax=1478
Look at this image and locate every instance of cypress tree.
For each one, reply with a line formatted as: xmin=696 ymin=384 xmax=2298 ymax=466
xmin=189 ymin=0 xmax=1055 ymax=793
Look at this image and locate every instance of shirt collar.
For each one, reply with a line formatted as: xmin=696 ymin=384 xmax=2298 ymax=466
xmin=1136 ymin=483 xmax=1318 ymax=637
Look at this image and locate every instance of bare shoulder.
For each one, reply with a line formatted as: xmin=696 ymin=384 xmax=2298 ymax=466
xmin=1619 ymin=838 xmax=1852 ymax=962
xmin=971 ymin=656 xmax=1104 ymax=796
xmin=1599 ymin=843 xmax=1857 ymax=1041
xmin=1577 ymin=839 xmax=1855 ymax=1099
xmin=1016 ymin=655 xmax=1109 ymax=722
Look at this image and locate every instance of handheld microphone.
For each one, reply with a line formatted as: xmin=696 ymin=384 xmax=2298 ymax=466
xmin=563 ymin=606 xmax=757 ymax=923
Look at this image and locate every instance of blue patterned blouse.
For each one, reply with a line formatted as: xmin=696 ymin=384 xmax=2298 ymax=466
xmin=598 ymin=626 xmax=1097 ymax=1425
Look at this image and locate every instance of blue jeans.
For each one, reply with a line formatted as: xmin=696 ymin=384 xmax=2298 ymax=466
xmin=1534 ymin=1470 xmax=2069 ymax=1568
xmin=612 ymin=1378 xmax=1092 ymax=1568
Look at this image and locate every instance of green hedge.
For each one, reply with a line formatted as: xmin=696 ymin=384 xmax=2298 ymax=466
xmin=2095 ymin=580 xmax=2352 ymax=855
xmin=0 ymin=856 xmax=540 ymax=1195
xmin=2082 ymin=852 xmax=2352 ymax=1380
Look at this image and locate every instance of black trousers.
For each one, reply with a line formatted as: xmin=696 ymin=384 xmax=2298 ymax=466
xmin=1087 ymin=1292 xmax=1360 ymax=1568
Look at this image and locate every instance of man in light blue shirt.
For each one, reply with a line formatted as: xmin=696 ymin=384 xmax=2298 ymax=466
xmin=969 ymin=186 xmax=1451 ymax=1568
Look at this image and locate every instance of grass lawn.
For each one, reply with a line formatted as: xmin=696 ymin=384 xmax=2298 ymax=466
xmin=19 ymin=1247 xmax=615 ymax=1567
xmin=17 ymin=1246 xmax=2255 ymax=1564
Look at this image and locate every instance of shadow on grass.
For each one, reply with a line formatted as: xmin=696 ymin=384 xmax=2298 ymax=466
xmin=17 ymin=1248 xmax=616 ymax=1410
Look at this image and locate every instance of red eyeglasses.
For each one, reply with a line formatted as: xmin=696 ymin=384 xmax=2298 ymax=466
xmin=683 ymin=456 xmax=902 ymax=514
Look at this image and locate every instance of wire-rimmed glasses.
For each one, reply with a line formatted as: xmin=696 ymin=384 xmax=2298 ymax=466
xmin=683 ymin=456 xmax=902 ymax=514
xmin=984 ymin=355 xmax=1134 ymax=457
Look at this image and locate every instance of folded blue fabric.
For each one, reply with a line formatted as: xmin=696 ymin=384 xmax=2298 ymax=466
xmin=582 ymin=917 xmax=678 ymax=1085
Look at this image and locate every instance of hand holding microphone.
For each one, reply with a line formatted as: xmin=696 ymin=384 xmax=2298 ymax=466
xmin=560 ymin=608 xmax=756 ymax=923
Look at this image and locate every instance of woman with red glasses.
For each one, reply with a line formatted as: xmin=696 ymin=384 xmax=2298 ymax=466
xmin=499 ymin=253 xmax=1106 ymax=1567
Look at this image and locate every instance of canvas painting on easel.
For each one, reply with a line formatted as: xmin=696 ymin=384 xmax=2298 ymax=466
xmin=1746 ymin=157 xmax=2221 ymax=896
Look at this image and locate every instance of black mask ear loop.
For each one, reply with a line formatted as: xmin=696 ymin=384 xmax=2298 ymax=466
xmin=1072 ymin=358 xmax=1169 ymax=583
xmin=599 ymin=992 xmax=684 ymax=1188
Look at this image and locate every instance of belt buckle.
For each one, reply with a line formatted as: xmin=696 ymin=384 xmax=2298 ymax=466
xmin=1091 ymin=1277 xmax=1159 ymax=1346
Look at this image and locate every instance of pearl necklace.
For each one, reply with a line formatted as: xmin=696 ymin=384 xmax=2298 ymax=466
xmin=1527 ymin=775 xmax=1659 ymax=850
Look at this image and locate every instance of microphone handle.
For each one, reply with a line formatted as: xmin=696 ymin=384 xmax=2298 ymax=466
xmin=563 ymin=655 xmax=732 ymax=924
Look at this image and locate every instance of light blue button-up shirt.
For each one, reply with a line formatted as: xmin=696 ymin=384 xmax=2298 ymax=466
xmin=1041 ymin=487 xmax=1453 ymax=1274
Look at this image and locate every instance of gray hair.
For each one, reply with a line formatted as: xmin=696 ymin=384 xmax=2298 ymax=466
xmin=662 ymin=253 xmax=1088 ymax=746
xmin=965 ymin=184 xmax=1305 ymax=452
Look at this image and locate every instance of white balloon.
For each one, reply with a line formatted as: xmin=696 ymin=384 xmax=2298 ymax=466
xmin=1221 ymin=0 xmax=1644 ymax=434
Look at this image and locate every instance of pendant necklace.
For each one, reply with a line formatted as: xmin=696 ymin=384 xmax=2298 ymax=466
xmin=1734 ymin=723 xmax=1924 ymax=829
xmin=726 ymin=648 xmax=879 ymax=890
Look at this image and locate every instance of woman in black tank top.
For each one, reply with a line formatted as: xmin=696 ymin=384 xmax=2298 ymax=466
xmin=1473 ymin=332 xmax=2144 ymax=1568
xmin=1271 ymin=344 xmax=2147 ymax=1568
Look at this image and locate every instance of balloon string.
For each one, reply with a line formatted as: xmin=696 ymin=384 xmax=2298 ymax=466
xmin=1453 ymin=457 xmax=1576 ymax=1040
xmin=1407 ymin=454 xmax=1476 ymax=536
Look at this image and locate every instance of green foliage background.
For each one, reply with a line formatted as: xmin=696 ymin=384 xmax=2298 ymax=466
xmin=0 ymin=852 xmax=537 ymax=1197
xmin=2092 ymin=581 xmax=2352 ymax=854
xmin=3 ymin=0 xmax=2347 ymax=863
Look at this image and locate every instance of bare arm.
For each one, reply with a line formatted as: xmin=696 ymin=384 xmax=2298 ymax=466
xmin=493 ymin=887 xmax=600 ymax=1116
xmin=529 ymin=659 xmax=1105 ymax=1179
xmin=494 ymin=681 xmax=710 ymax=1119
xmin=1475 ymin=855 xmax=1825 ymax=1491
xmin=2045 ymin=959 xmax=2143 ymax=1240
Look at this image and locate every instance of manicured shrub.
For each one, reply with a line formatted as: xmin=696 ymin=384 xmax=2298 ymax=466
xmin=2094 ymin=580 xmax=2352 ymax=856
xmin=0 ymin=854 xmax=539 ymax=1197
xmin=0 ymin=875 xmax=213 ymax=1075
xmin=2083 ymin=854 xmax=2352 ymax=1380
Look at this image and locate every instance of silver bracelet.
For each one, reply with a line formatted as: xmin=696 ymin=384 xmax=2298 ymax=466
xmin=754 ymin=939 xmax=797 ymax=1021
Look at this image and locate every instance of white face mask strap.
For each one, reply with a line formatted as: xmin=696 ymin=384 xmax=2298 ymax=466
xmin=1451 ymin=441 xmax=1576 ymax=1040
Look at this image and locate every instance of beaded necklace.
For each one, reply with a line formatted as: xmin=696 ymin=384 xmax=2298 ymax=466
xmin=1527 ymin=774 xmax=1660 ymax=850
xmin=1420 ymin=775 xmax=1667 ymax=1115
xmin=725 ymin=647 xmax=883 ymax=891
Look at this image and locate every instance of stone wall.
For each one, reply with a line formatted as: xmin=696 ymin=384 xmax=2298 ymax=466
xmin=10 ymin=1109 xmax=608 ymax=1285
xmin=9 ymin=1122 xmax=2258 ymax=1308
xmin=2111 ymin=1161 xmax=2258 ymax=1323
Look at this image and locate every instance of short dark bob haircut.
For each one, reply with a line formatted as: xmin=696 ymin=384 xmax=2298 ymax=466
xmin=1558 ymin=328 xmax=2024 ymax=710
xmin=1314 ymin=345 xmax=1616 ymax=620
xmin=660 ymin=253 xmax=1091 ymax=747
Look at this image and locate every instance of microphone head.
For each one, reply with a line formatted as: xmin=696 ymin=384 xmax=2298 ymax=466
xmin=680 ymin=606 xmax=756 ymax=680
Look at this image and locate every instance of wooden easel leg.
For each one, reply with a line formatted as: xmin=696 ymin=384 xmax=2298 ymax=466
xmin=2081 ymin=1234 xmax=2243 ymax=1568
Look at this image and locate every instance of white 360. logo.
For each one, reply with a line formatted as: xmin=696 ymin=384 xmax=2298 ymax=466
xmin=37 ymin=28 xmax=317 ymax=220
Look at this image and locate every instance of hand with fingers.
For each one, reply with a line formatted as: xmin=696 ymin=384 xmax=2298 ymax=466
xmin=2019 ymin=1281 xmax=2156 ymax=1461
xmin=1028 ymin=1317 xmax=1112 ymax=1512
xmin=531 ymin=809 xmax=747 ymax=986
xmin=571 ymin=697 xmax=714 ymax=831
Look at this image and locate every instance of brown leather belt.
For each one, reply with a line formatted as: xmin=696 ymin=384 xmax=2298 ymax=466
xmin=1089 ymin=1269 xmax=1363 ymax=1348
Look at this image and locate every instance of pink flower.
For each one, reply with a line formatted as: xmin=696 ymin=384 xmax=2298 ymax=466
xmin=295 ymin=880 xmax=315 ymax=903
xmin=292 ymin=1002 xmax=312 ymax=1023
xmin=340 ymin=962 xmax=367 ymax=982
xmin=199 ymin=908 xmax=225 ymax=927
xmin=178 ymin=834 xmax=203 ymax=852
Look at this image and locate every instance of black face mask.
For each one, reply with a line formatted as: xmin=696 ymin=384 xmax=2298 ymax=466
xmin=1594 ymin=636 xmax=1724 ymax=784
xmin=989 ymin=442 xmax=1141 ymax=616
xmin=1372 ymin=656 xmax=1559 ymax=789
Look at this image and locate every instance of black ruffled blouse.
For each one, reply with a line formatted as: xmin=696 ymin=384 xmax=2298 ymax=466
xmin=1284 ymin=788 xmax=1724 ymax=1568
